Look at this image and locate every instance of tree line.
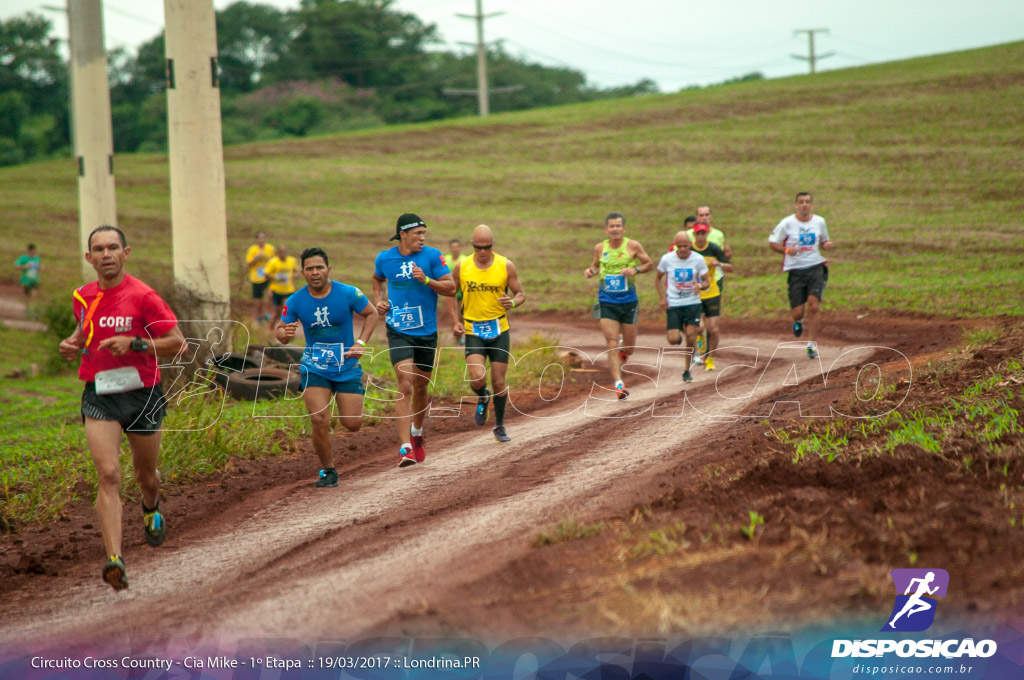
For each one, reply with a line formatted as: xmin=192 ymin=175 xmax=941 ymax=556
xmin=0 ymin=0 xmax=660 ymax=166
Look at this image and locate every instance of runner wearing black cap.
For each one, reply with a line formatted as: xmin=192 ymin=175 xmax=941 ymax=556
xmin=372 ymin=213 xmax=456 ymax=467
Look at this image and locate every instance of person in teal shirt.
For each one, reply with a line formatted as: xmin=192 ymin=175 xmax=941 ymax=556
xmin=14 ymin=243 xmax=41 ymax=298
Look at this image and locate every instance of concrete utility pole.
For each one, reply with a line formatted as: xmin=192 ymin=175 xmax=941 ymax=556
xmin=792 ymin=28 xmax=834 ymax=74
xmin=67 ymin=0 xmax=117 ymax=282
xmin=456 ymin=0 xmax=504 ymax=116
xmin=163 ymin=0 xmax=230 ymax=321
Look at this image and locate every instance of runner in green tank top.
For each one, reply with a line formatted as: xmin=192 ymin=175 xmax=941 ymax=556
xmin=583 ymin=211 xmax=654 ymax=400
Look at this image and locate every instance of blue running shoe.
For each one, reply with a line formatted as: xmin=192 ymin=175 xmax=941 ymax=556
xmin=793 ymin=320 xmax=803 ymax=338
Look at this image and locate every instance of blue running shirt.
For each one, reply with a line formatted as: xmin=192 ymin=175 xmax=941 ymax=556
xmin=373 ymin=246 xmax=450 ymax=336
xmin=281 ymin=281 xmax=370 ymax=381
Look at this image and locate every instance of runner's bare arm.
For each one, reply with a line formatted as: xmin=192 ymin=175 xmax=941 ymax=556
xmin=627 ymin=241 xmax=655 ymax=274
xmin=422 ymin=272 xmax=456 ymax=297
xmin=346 ymin=302 xmax=379 ymax=358
xmin=96 ymin=325 xmax=186 ymax=358
xmin=716 ymin=245 xmax=735 ymax=273
xmin=58 ymin=324 xmax=86 ymax=360
xmin=584 ymin=242 xmax=601 ymax=278
xmin=722 ymin=238 xmax=733 ymax=259
xmin=821 ymin=238 xmax=835 ymax=251
xmin=769 ymin=241 xmax=788 ymax=255
xmin=499 ymin=260 xmax=526 ymax=310
xmin=445 ymin=266 xmax=463 ymax=337
xmin=700 ymin=272 xmax=711 ymax=290
xmin=654 ymin=268 xmax=668 ymax=309
xmin=275 ymin=322 xmax=299 ymax=344
xmin=372 ymin=275 xmax=390 ymax=315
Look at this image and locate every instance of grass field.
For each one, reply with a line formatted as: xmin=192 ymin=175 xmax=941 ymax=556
xmin=2 ymin=42 xmax=1022 ymax=317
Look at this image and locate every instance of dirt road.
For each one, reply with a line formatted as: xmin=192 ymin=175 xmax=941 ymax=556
xmin=1 ymin=319 xmax=891 ymax=650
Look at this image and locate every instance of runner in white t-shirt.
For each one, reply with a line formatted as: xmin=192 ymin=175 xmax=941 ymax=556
xmin=768 ymin=192 xmax=835 ymax=359
xmin=655 ymin=232 xmax=710 ymax=383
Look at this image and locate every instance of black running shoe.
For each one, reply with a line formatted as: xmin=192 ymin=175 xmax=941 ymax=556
xmin=142 ymin=501 xmax=166 ymax=547
xmin=682 ymin=370 xmax=693 ymax=383
xmin=493 ymin=426 xmax=511 ymax=442
xmin=793 ymin=320 xmax=803 ymax=338
xmin=315 ymin=468 xmax=338 ymax=487
xmin=103 ymin=555 xmax=128 ymax=591
xmin=475 ymin=388 xmax=492 ymax=426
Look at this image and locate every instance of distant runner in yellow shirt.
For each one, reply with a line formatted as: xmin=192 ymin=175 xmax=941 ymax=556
xmin=245 ymin=232 xmax=276 ymax=325
xmin=264 ymin=244 xmax=301 ymax=330
xmin=446 ymin=224 xmax=526 ymax=442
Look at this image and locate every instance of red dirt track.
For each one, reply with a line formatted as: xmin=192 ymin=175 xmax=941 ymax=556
xmin=4 ymin=312 xmax=1021 ymax=648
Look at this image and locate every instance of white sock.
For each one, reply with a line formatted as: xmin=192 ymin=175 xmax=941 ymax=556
xmin=401 ymin=442 xmax=412 ymax=451
xmin=410 ymin=425 xmax=423 ymax=437
xmin=807 ymin=341 xmax=815 ymax=348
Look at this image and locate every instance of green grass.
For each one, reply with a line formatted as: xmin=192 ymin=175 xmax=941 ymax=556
xmin=773 ymin=341 xmax=1024 ymax=464
xmin=534 ymin=517 xmax=607 ymax=547
xmin=1 ymin=42 xmax=1022 ymax=318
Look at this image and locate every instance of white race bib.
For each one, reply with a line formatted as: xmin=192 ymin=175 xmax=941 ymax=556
xmin=94 ymin=367 xmax=145 ymax=395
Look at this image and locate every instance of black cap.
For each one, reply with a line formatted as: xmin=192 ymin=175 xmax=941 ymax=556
xmin=390 ymin=213 xmax=426 ymax=241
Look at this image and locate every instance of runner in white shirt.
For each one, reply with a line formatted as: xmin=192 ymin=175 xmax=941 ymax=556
xmin=768 ymin=192 xmax=835 ymax=359
xmin=655 ymin=232 xmax=710 ymax=383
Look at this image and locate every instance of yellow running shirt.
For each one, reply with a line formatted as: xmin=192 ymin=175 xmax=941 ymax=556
xmin=246 ymin=244 xmax=276 ymax=283
xmin=460 ymin=254 xmax=510 ymax=336
xmin=264 ymin=255 xmax=300 ymax=295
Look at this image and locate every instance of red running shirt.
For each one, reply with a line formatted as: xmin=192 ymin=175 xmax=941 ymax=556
xmin=72 ymin=274 xmax=178 ymax=386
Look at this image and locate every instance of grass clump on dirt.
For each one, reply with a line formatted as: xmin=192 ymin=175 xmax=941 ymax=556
xmin=534 ymin=517 xmax=606 ymax=547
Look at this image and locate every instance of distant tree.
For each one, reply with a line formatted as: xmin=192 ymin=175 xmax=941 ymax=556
xmin=216 ymin=2 xmax=293 ymax=92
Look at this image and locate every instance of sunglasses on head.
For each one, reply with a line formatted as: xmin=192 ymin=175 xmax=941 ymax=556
xmin=473 ymin=243 xmax=493 ymax=250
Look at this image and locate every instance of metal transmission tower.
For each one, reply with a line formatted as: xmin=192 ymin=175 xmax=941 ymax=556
xmin=447 ymin=0 xmax=520 ymax=116
xmin=792 ymin=28 xmax=834 ymax=74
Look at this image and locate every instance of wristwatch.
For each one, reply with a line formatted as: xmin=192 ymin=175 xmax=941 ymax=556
xmin=130 ymin=335 xmax=149 ymax=352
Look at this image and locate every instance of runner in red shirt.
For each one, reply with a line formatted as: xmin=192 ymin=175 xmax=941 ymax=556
xmin=59 ymin=226 xmax=185 ymax=592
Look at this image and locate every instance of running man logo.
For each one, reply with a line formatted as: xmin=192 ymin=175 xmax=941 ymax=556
xmin=312 ymin=306 xmax=331 ymax=328
xmin=398 ymin=262 xmax=415 ymax=279
xmin=881 ymin=569 xmax=949 ymax=632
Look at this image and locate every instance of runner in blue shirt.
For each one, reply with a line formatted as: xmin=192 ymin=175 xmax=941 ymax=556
xmin=276 ymin=247 xmax=378 ymax=488
xmin=372 ymin=213 xmax=455 ymax=468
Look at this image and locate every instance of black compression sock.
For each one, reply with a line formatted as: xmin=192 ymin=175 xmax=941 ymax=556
xmin=494 ymin=394 xmax=507 ymax=426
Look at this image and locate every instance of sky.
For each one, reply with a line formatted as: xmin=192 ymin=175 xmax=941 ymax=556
xmin=4 ymin=0 xmax=1023 ymax=91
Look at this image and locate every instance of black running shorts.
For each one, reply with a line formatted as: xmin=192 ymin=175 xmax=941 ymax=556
xmin=465 ymin=329 xmax=511 ymax=364
xmin=787 ymin=264 xmax=828 ymax=308
xmin=81 ymin=382 xmax=166 ymax=434
xmin=599 ymin=300 xmax=639 ymax=325
xmin=667 ymin=304 xmax=702 ymax=330
xmin=386 ymin=326 xmax=438 ymax=373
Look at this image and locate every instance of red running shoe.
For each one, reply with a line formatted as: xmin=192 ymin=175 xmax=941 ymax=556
xmin=411 ymin=434 xmax=426 ymax=462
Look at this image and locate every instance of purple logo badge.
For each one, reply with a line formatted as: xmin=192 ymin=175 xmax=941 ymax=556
xmin=881 ymin=569 xmax=950 ymax=632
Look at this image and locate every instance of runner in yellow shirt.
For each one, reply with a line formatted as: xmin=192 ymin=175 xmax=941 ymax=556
xmin=264 ymin=244 xmax=301 ymax=330
xmin=245 ymin=232 xmax=276 ymax=325
xmin=446 ymin=225 xmax=526 ymax=442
